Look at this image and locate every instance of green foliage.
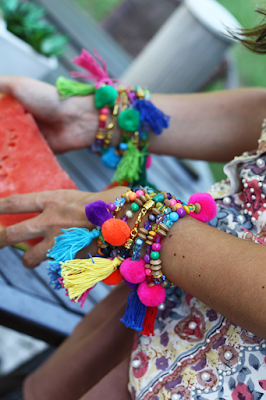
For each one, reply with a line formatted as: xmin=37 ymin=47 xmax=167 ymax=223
xmin=0 ymin=0 xmax=68 ymax=57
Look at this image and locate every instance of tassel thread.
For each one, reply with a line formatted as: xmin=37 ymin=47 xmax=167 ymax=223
xmin=141 ymin=306 xmax=158 ymax=336
xmin=134 ymin=99 xmax=170 ymax=135
xmin=56 ymin=77 xmax=95 ymax=99
xmin=120 ymin=291 xmax=147 ymax=331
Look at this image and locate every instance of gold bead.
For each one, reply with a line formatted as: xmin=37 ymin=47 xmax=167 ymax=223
xmin=148 ymin=231 xmax=156 ymax=237
xmin=183 ymin=205 xmax=190 ymax=214
xmin=156 ymin=202 xmax=164 ymax=209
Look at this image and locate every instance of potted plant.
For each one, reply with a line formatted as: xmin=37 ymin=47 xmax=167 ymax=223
xmin=0 ymin=0 xmax=68 ymax=79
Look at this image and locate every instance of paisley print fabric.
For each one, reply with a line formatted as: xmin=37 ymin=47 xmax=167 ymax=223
xmin=128 ymin=132 xmax=266 ymax=400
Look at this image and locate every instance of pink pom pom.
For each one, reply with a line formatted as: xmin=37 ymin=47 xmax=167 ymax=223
xmin=145 ymin=155 xmax=152 ymax=169
xmin=120 ymin=258 xmax=146 ymax=284
xmin=188 ymin=192 xmax=217 ymax=222
xmin=137 ymin=281 xmax=166 ymax=307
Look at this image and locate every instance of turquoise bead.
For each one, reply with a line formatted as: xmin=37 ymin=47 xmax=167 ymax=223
xmin=150 ymin=251 xmax=160 ymax=260
xmin=153 ymin=193 xmax=165 ymax=203
xmin=131 ymin=202 xmax=139 ymax=212
xmin=169 ymin=212 xmax=179 ymax=222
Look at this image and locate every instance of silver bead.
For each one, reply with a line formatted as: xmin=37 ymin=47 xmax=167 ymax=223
xmin=251 ymin=217 xmax=256 ymax=222
xmin=248 ymin=346 xmax=252 ymax=351
xmin=262 ymin=194 xmax=266 ymax=199
xmin=250 ymin=188 xmax=255 ymax=193
xmin=224 ymin=350 xmax=233 ymax=361
xmin=244 ymin=183 xmax=248 ymax=188
xmin=262 ymin=343 xmax=266 ymax=348
xmin=218 ymin=382 xmax=223 ymax=386
xmin=197 ymin=390 xmax=202 ymax=395
xmin=188 ymin=321 xmax=197 ymax=330
xmin=246 ymin=203 xmax=251 ymax=208
xmin=159 ymin=377 xmax=163 ymax=382
xmin=223 ymin=196 xmax=231 ymax=205
xmin=259 ymin=182 xmax=263 ymax=187
xmin=226 ymin=370 xmax=231 ymax=375
xmin=263 ymin=204 xmax=266 ymax=208
xmin=246 ymin=331 xmax=255 ymax=337
xmin=158 ymin=303 xmax=166 ymax=310
xmin=239 ymin=352 xmax=243 ymax=357
xmin=218 ymin=369 xmax=223 ymax=374
xmin=149 ymin=388 xmax=153 ymax=392
xmin=251 ymin=195 xmax=256 ymax=200
xmin=240 ymin=346 xmax=244 ymax=351
xmin=212 ymin=387 xmax=217 ymax=392
xmin=237 ymin=215 xmax=246 ymax=224
xmin=204 ymin=388 xmax=209 ymax=393
xmin=256 ymin=158 xmax=265 ymax=168
xmin=232 ymin=367 xmax=236 ymax=373
xmin=177 ymin=361 xmax=182 ymax=366
xmin=248 ymin=211 xmax=252 ymax=216
xmin=201 ymin=372 xmax=210 ymax=381
xmin=237 ymin=361 xmax=242 ymax=365
xmin=255 ymin=345 xmax=260 ymax=350
xmin=223 ymin=371 xmax=227 ymax=376
xmin=132 ymin=359 xmax=141 ymax=368
xmin=258 ymin=211 xmax=262 ymax=215
xmin=206 ymin=338 xmax=210 ymax=343
xmin=125 ymin=210 xmax=134 ymax=218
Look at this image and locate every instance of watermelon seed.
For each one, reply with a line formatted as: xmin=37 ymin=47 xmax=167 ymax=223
xmin=2 ymin=156 xmax=9 ymax=161
xmin=9 ymin=135 xmax=18 ymax=140
xmin=8 ymin=142 xmax=16 ymax=148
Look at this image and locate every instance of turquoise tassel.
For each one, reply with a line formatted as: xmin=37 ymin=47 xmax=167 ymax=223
xmin=120 ymin=291 xmax=147 ymax=331
xmin=47 ymin=228 xmax=100 ymax=264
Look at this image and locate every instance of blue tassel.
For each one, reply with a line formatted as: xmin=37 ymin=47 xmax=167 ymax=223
xmin=47 ymin=263 xmax=62 ymax=290
xmin=47 ymin=228 xmax=100 ymax=264
xmin=101 ymin=147 xmax=121 ymax=169
xmin=120 ymin=290 xmax=147 ymax=331
xmin=134 ymin=99 xmax=170 ymax=135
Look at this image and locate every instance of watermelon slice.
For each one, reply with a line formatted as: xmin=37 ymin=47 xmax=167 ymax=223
xmin=0 ymin=94 xmax=77 ymax=250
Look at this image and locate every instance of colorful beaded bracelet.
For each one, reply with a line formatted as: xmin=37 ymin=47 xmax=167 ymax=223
xmin=55 ymin=49 xmax=170 ymax=188
xmin=47 ymin=186 xmax=217 ymax=335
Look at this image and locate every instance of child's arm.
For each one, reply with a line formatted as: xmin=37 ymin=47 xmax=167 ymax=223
xmin=161 ymin=215 xmax=266 ymax=339
xmin=149 ymin=88 xmax=266 ymax=162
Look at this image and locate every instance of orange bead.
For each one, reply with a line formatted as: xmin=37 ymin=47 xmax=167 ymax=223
xmin=98 ymin=248 xmax=104 ymax=256
xmin=128 ymin=192 xmax=137 ymax=201
xmin=99 ymin=114 xmax=108 ymax=122
xmin=175 ymin=203 xmax=183 ymax=210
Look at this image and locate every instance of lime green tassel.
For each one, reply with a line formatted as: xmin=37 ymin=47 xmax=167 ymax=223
xmin=60 ymin=257 xmax=122 ymax=301
xmin=56 ymin=77 xmax=96 ymax=99
xmin=112 ymin=142 xmax=148 ymax=184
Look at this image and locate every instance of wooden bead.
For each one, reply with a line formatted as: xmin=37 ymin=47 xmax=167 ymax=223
xmin=139 ymin=195 xmax=147 ymax=203
xmin=139 ymin=227 xmax=149 ymax=235
xmin=135 ymin=198 xmax=143 ymax=207
xmin=100 ymin=243 xmax=109 ymax=249
xmin=142 ymin=187 xmax=148 ymax=194
xmin=159 ymin=223 xmax=169 ymax=232
xmin=137 ymin=232 xmax=147 ymax=240
xmin=152 ymin=271 xmax=163 ymax=278
xmin=152 ymin=207 xmax=160 ymax=215
xmin=150 ymin=259 xmax=162 ymax=265
xmin=171 ymin=195 xmax=176 ymax=200
xmin=147 ymin=235 xmax=154 ymax=241
xmin=195 ymin=202 xmax=201 ymax=214
xmin=164 ymin=199 xmax=170 ymax=207
xmin=146 ymin=240 xmax=153 ymax=246
xmin=117 ymin=254 xmax=125 ymax=262
xmin=124 ymin=194 xmax=130 ymax=203
xmin=157 ymin=229 xmax=167 ymax=237
xmin=161 ymin=191 xmax=168 ymax=199
xmin=161 ymin=279 xmax=169 ymax=288
xmin=151 ymin=265 xmax=162 ymax=271
xmin=147 ymin=282 xmax=155 ymax=287
xmin=170 ymin=205 xmax=176 ymax=212
xmin=145 ymin=264 xmax=151 ymax=269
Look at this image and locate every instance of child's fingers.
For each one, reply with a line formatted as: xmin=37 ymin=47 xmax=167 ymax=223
xmin=0 ymin=193 xmax=45 ymax=214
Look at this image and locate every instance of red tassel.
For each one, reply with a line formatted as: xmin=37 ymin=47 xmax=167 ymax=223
xmin=141 ymin=307 xmax=158 ymax=336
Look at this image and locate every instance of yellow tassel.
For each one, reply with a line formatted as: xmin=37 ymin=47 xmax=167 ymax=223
xmin=60 ymin=257 xmax=122 ymax=301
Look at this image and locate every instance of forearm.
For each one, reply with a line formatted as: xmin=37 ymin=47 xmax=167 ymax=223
xmin=161 ymin=216 xmax=266 ymax=338
xmin=149 ymin=88 xmax=266 ymax=161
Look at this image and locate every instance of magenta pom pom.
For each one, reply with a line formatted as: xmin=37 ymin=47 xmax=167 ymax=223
xmin=188 ymin=192 xmax=217 ymax=222
xmin=120 ymin=258 xmax=146 ymax=284
xmin=137 ymin=281 xmax=166 ymax=307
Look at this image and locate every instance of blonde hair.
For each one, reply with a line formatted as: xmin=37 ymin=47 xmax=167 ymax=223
xmin=230 ymin=8 xmax=266 ymax=54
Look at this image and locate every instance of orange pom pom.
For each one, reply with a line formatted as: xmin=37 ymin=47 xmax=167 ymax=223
xmin=102 ymin=269 xmax=123 ymax=285
xmin=102 ymin=218 xmax=131 ymax=246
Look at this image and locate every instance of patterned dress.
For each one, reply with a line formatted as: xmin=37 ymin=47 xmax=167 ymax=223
xmin=128 ymin=124 xmax=266 ymax=400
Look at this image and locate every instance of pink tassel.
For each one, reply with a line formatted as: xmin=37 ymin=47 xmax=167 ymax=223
xmin=71 ymin=49 xmax=109 ymax=85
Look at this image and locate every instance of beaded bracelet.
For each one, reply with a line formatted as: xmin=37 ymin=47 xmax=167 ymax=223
xmin=47 ymin=185 xmax=217 ymax=335
xmin=56 ymin=49 xmax=170 ymax=188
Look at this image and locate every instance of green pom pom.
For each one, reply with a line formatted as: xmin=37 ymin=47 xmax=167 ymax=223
xmin=118 ymin=109 xmax=140 ymax=132
xmin=95 ymin=85 xmax=118 ymax=108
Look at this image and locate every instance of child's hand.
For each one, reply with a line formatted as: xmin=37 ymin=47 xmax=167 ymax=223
xmin=0 ymin=75 xmax=98 ymax=153
xmin=0 ymin=187 xmax=129 ymax=268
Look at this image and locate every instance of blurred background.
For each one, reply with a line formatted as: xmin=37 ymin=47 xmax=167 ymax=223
xmin=1 ymin=0 xmax=266 ymax=397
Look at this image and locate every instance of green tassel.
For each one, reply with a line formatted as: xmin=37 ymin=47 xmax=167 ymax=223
xmin=112 ymin=142 xmax=148 ymax=185
xmin=56 ymin=77 xmax=96 ymax=99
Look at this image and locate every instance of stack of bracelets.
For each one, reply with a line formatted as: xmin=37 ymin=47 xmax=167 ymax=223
xmin=47 ymin=186 xmax=217 ymax=336
xmin=56 ymin=49 xmax=170 ymax=188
